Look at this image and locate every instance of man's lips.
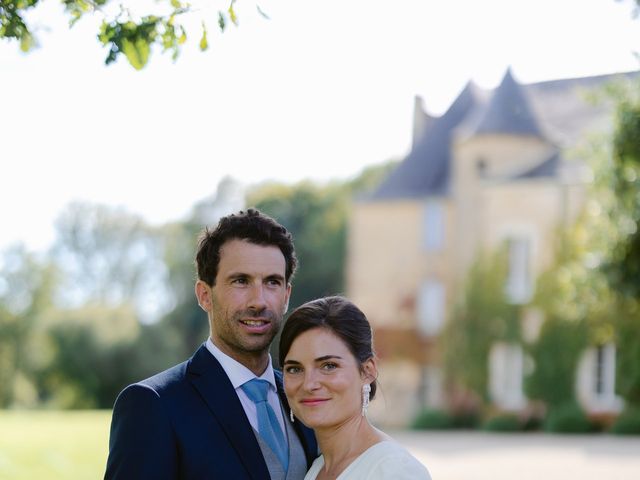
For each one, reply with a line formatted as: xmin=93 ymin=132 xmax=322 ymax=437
xmin=240 ymin=318 xmax=270 ymax=326
xmin=239 ymin=317 xmax=272 ymax=332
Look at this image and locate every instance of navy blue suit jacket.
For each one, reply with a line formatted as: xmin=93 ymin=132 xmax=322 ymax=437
xmin=104 ymin=343 xmax=317 ymax=479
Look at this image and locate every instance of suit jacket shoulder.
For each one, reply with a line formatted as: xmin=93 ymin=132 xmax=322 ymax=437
xmin=105 ymin=343 xmax=317 ymax=480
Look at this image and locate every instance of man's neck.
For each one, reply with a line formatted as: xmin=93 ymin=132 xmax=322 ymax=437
xmin=209 ymin=337 xmax=270 ymax=376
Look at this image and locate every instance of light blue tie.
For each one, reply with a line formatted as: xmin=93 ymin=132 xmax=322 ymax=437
xmin=241 ymin=378 xmax=289 ymax=471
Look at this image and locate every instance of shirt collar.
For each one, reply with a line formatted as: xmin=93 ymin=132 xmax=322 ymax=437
xmin=205 ymin=337 xmax=277 ymax=391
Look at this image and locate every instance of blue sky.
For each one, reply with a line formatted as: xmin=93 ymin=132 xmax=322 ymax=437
xmin=1 ymin=0 xmax=639 ymax=252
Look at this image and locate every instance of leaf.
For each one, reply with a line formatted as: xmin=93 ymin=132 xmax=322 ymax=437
xmin=19 ymin=33 xmax=34 ymax=52
xmin=228 ymin=0 xmax=238 ymax=25
xmin=256 ymin=4 xmax=270 ymax=20
xmin=122 ymin=37 xmax=150 ymax=70
xmin=199 ymin=22 xmax=208 ymax=51
xmin=218 ymin=11 xmax=226 ymax=32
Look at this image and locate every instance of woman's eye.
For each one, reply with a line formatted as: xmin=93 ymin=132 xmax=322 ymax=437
xmin=322 ymin=362 xmax=338 ymax=371
xmin=285 ymin=366 xmax=302 ymax=374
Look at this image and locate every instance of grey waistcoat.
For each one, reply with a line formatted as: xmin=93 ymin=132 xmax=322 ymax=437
xmin=252 ymin=411 xmax=308 ymax=480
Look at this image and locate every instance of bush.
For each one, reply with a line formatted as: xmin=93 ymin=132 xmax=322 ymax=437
xmin=411 ymin=408 xmax=480 ymax=430
xmin=610 ymin=407 xmax=640 ymax=435
xmin=411 ymin=409 xmax=455 ymax=430
xmin=482 ymin=414 xmax=522 ymax=432
xmin=544 ymin=402 xmax=595 ymax=433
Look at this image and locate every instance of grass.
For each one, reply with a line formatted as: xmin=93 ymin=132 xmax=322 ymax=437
xmin=0 ymin=410 xmax=111 ymax=480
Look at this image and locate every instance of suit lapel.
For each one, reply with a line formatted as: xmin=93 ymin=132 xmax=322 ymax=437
xmin=187 ymin=344 xmax=270 ymax=480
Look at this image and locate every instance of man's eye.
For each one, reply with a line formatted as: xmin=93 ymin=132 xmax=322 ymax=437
xmin=232 ymin=278 xmax=248 ymax=285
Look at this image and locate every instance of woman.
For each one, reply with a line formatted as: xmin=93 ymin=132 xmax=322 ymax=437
xmin=279 ymin=296 xmax=431 ymax=480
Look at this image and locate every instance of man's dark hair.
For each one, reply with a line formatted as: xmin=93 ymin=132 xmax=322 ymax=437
xmin=278 ymin=295 xmax=378 ymax=399
xmin=195 ymin=208 xmax=297 ymax=285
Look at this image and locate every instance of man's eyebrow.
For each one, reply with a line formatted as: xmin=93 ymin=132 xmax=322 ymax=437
xmin=265 ymin=273 xmax=285 ymax=281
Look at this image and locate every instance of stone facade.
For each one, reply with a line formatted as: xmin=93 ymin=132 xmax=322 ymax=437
xmin=348 ymin=69 xmax=635 ymax=426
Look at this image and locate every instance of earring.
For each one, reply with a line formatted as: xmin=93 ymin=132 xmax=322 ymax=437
xmin=362 ymin=384 xmax=371 ymax=417
xmin=290 ymin=409 xmax=295 ymax=423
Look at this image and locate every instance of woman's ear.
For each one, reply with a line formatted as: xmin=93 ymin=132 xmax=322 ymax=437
xmin=361 ymin=357 xmax=378 ymax=384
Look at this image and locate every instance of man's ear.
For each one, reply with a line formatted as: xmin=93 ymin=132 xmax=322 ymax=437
xmin=195 ymin=280 xmax=212 ymax=312
xmin=283 ymin=283 xmax=292 ymax=314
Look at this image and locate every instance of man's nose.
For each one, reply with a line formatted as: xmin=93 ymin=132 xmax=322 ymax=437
xmin=247 ymin=283 xmax=267 ymax=311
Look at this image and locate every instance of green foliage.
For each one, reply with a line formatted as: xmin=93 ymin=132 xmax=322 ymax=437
xmin=615 ymin=300 xmax=640 ymax=405
xmin=482 ymin=414 xmax=522 ymax=432
xmin=51 ymin=202 xmax=170 ymax=320
xmin=442 ymin=248 xmax=520 ymax=401
xmin=0 ymin=0 xmax=247 ymax=69
xmin=603 ymin=82 xmax=640 ymax=299
xmin=36 ymin=305 xmax=141 ymax=408
xmin=0 ymin=245 xmax=56 ymax=408
xmin=411 ymin=408 xmax=455 ymax=430
xmin=544 ymin=402 xmax=596 ymax=433
xmin=525 ymin=317 xmax=587 ymax=407
xmin=0 ymin=0 xmax=38 ymax=51
xmin=610 ymin=406 xmax=640 ymax=434
xmin=411 ymin=407 xmax=479 ymax=430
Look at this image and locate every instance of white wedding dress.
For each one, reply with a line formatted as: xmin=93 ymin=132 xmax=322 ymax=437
xmin=303 ymin=440 xmax=431 ymax=480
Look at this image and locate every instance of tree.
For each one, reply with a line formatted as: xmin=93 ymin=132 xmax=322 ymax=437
xmin=51 ymin=201 xmax=172 ymax=323
xmin=0 ymin=0 xmax=262 ymax=69
xmin=441 ymin=248 xmax=520 ymax=406
xmin=0 ymin=244 xmax=56 ymax=407
xmin=602 ymin=82 xmax=640 ymax=299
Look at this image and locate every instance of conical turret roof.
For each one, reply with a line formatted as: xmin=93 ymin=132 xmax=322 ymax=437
xmin=473 ymin=68 xmax=544 ymax=137
xmin=371 ymin=81 xmax=484 ymax=199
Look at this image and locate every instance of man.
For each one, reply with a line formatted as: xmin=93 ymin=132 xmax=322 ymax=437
xmin=105 ymin=209 xmax=317 ymax=479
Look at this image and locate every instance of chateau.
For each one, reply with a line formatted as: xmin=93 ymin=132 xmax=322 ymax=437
xmin=347 ymin=69 xmax=635 ymax=425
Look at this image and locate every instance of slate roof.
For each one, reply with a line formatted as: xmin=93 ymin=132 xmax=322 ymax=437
xmin=369 ymin=69 xmax=639 ymax=201
xmin=473 ymin=68 xmax=544 ymax=137
xmin=372 ymin=81 xmax=484 ymax=199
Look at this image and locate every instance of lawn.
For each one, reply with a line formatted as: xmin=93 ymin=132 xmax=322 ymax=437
xmin=0 ymin=410 xmax=111 ymax=480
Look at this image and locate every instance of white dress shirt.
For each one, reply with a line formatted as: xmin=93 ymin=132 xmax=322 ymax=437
xmin=205 ymin=338 xmax=287 ymax=435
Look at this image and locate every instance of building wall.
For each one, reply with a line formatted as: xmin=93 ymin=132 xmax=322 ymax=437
xmin=347 ymin=199 xmax=454 ymax=331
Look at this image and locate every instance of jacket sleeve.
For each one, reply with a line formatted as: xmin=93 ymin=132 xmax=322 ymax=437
xmin=104 ymin=383 xmax=178 ymax=480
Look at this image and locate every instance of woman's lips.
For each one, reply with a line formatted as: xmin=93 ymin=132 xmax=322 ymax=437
xmin=300 ymin=398 xmax=330 ymax=406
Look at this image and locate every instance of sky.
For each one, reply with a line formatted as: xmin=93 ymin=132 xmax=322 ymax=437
xmin=1 ymin=0 xmax=639 ymax=253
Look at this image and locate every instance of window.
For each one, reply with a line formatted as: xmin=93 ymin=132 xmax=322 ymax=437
xmin=488 ymin=343 xmax=525 ymax=410
xmin=505 ymin=237 xmax=531 ymax=303
xmin=417 ymin=280 xmax=445 ymax=336
xmin=422 ymin=202 xmax=444 ymax=251
xmin=418 ymin=366 xmax=443 ymax=407
xmin=594 ymin=344 xmax=616 ymax=400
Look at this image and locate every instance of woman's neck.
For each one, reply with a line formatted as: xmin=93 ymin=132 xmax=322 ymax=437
xmin=314 ymin=416 xmax=387 ymax=478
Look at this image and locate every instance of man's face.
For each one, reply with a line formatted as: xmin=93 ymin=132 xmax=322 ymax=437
xmin=196 ymin=239 xmax=291 ymax=367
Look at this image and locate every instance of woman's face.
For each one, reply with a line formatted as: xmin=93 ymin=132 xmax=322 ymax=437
xmin=283 ymin=327 xmax=374 ymax=430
